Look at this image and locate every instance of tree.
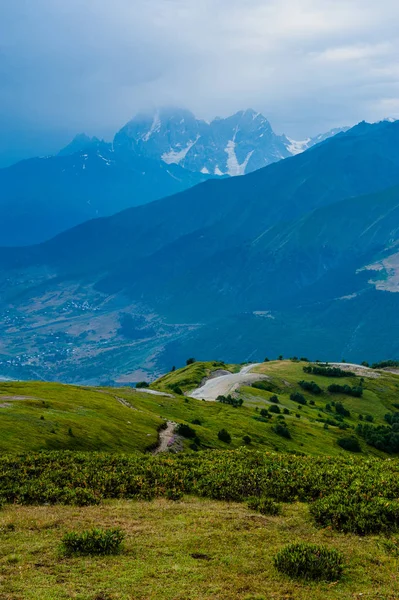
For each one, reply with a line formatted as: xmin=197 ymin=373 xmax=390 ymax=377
xmin=186 ymin=358 xmax=196 ymax=365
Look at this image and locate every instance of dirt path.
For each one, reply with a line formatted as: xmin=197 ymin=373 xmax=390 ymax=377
xmin=153 ymin=421 xmax=182 ymax=454
xmin=188 ymin=363 xmax=266 ymax=401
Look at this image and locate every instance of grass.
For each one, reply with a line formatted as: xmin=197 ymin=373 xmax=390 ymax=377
xmin=1 ymin=360 xmax=399 ymax=456
xmin=0 ymin=381 xmax=162 ymax=454
xmin=1 ymin=498 xmax=398 ymax=600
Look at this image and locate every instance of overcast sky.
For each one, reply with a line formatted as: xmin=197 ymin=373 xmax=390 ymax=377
xmin=1 ymin=0 xmax=399 ymax=166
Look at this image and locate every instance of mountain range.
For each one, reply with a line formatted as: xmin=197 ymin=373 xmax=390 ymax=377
xmin=0 ymin=108 xmax=345 ymax=246
xmin=1 ymin=119 xmax=399 ymax=384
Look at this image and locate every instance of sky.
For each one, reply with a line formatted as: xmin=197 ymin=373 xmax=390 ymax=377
xmin=1 ymin=0 xmax=399 ymax=166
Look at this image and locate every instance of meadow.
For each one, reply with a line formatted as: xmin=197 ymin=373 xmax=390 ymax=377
xmin=2 ymin=360 xmax=399 ymax=598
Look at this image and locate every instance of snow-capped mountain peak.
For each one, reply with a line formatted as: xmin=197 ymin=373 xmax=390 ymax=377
xmin=113 ymin=108 xmax=347 ymax=177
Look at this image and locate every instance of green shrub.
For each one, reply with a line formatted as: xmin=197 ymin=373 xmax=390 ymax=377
xmin=310 ymin=492 xmax=399 ymax=534
xmin=269 ymin=405 xmax=281 ymax=414
xmin=303 ymin=365 xmax=355 ymax=378
xmin=290 ymin=392 xmax=307 ymax=405
xmin=218 ymin=429 xmax=231 ymax=443
xmin=273 ymin=424 xmax=291 ymax=439
xmin=166 ymin=488 xmax=183 ymax=500
xmin=217 ymin=394 xmax=243 ymax=407
xmin=337 ymin=436 xmax=361 ymax=452
xmin=274 ymin=542 xmax=344 ymax=581
xmin=61 ymin=528 xmax=124 ymax=556
xmin=136 ymin=381 xmax=149 ymax=388
xmin=170 ymin=384 xmax=183 ymax=395
xmin=283 ymin=408 xmax=290 ymax=415
xmin=298 ymin=381 xmax=322 ymax=395
xmin=247 ymin=496 xmax=281 ymax=516
xmin=328 ymin=384 xmax=363 ymax=397
xmin=243 ymin=435 xmax=252 ymax=445
xmin=176 ymin=423 xmax=196 ymax=439
xmin=191 ymin=418 xmax=202 ymax=425
xmin=270 ymin=395 xmax=279 ymax=404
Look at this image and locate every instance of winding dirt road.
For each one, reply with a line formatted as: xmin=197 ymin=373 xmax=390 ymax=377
xmin=188 ymin=363 xmax=265 ymax=401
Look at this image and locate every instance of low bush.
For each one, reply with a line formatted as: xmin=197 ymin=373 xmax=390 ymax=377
xmin=273 ymin=542 xmax=344 ymax=581
xmin=273 ymin=424 xmax=291 ymax=439
xmin=290 ymin=392 xmax=307 ymax=405
xmin=298 ymin=381 xmax=322 ymax=395
xmin=303 ymin=365 xmax=355 ymax=378
xmin=337 ymin=436 xmax=361 ymax=452
xmin=62 ymin=528 xmax=125 ymax=556
xmin=247 ymin=496 xmax=281 ymax=516
xmin=170 ymin=384 xmax=184 ymax=395
xmin=243 ymin=435 xmax=252 ymax=445
xmin=218 ymin=429 xmax=231 ymax=443
xmin=334 ymin=402 xmax=350 ymax=418
xmin=217 ymin=394 xmax=243 ymax=407
xmin=328 ymin=384 xmax=363 ymax=397
xmin=310 ymin=492 xmax=399 ymax=534
xmin=357 ymin=422 xmax=399 ymax=453
xmin=269 ymin=405 xmax=281 ymax=414
xmin=191 ymin=418 xmax=202 ymax=425
xmin=176 ymin=423 xmax=196 ymax=439
xmin=136 ymin=381 xmax=149 ymax=389
xmin=270 ymin=395 xmax=279 ymax=404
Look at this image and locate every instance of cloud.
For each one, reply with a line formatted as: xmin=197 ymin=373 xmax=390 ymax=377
xmin=0 ymin=0 xmax=399 ymax=164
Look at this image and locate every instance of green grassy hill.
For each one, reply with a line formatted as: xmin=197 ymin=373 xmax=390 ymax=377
xmin=1 ymin=360 xmax=399 ymax=456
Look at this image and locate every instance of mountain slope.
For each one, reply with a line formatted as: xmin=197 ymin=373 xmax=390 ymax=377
xmin=1 ymin=120 xmax=399 ymax=382
xmin=1 ymin=359 xmax=399 ymax=457
xmin=0 ymin=146 xmax=208 ymax=246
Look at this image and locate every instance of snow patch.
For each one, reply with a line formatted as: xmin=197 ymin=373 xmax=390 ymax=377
xmin=214 ymin=166 xmax=224 ymax=176
xmin=161 ymin=135 xmax=199 ymax=165
xmin=286 ymin=137 xmax=311 ymax=156
xmin=166 ymin=170 xmax=182 ymax=182
xmin=225 ymin=140 xmax=254 ymax=176
xmin=142 ymin=111 xmax=161 ymax=142
xmin=201 ymin=167 xmax=210 ymax=174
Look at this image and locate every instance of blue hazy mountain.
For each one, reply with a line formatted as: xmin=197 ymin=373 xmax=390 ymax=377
xmin=1 ymin=120 xmax=397 ymax=383
xmin=0 ymin=108 xmax=344 ymax=247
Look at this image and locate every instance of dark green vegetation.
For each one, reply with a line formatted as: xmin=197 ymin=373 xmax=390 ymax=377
xmin=247 ymin=496 xmax=282 ymax=516
xmin=62 ymin=528 xmax=125 ymax=556
xmin=327 ymin=384 xmax=363 ymax=397
xmin=273 ymin=543 xmax=344 ymax=581
xmin=2 ymin=449 xmax=399 ymax=540
xmin=310 ymin=491 xmax=399 ymax=535
xmin=303 ymin=365 xmax=356 ymax=378
xmin=2 ymin=121 xmax=399 ymax=383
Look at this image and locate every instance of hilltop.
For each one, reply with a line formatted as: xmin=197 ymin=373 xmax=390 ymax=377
xmin=1 ymin=359 xmax=399 ymax=457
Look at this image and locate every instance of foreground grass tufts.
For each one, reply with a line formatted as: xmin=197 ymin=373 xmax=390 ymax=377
xmin=274 ymin=542 xmax=344 ymax=581
xmin=61 ymin=527 xmax=125 ymax=556
xmin=247 ymin=496 xmax=281 ymax=516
